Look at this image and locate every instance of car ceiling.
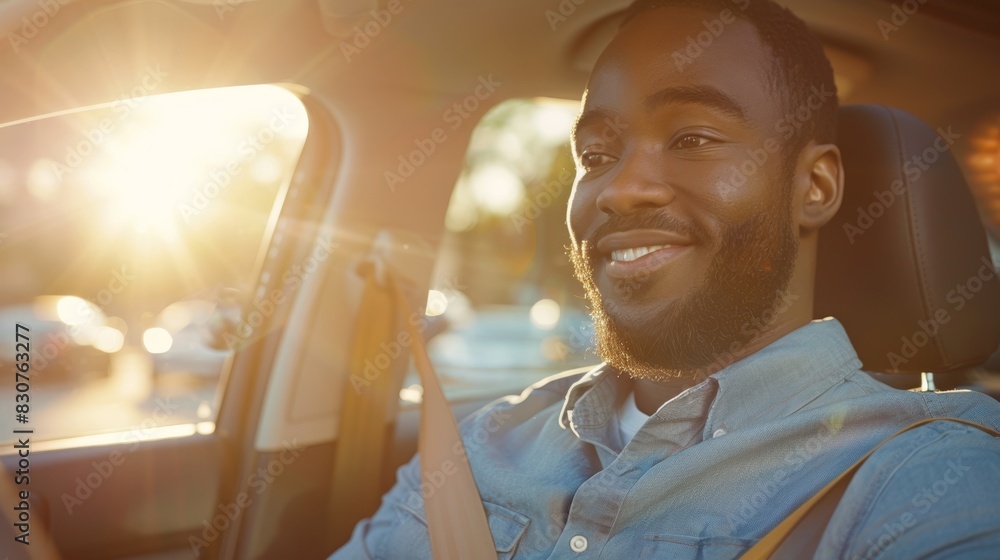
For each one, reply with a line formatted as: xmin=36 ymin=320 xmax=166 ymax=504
xmin=0 ymin=0 xmax=997 ymax=122
xmin=0 ymin=0 xmax=997 ymax=235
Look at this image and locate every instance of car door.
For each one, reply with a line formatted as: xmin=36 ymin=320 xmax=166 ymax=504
xmin=0 ymin=84 xmax=341 ymax=559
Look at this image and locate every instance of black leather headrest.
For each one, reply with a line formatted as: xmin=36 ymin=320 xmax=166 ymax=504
xmin=816 ymin=105 xmax=1000 ymax=374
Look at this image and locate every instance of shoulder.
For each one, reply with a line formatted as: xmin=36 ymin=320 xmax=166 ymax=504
xmin=457 ymin=364 xmax=597 ymax=434
xmin=524 ymin=364 xmax=599 ymax=395
xmin=825 ymin=417 xmax=1000 ymax=559
xmin=835 ymin=374 xmax=1000 ymax=429
xmin=863 ymin=418 xmax=1000 ymax=481
xmin=914 ymin=386 xmax=1000 ymax=425
xmin=461 ymin=365 xmax=595 ymax=418
xmin=851 ymin=417 xmax=1000 ymax=513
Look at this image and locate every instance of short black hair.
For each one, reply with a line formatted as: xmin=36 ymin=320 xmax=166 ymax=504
xmin=622 ymin=0 xmax=838 ymax=156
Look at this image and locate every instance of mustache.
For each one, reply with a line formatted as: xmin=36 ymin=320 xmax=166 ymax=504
xmin=583 ymin=211 xmax=705 ymax=255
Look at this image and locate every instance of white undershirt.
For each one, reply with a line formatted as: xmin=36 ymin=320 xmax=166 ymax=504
xmin=617 ymin=391 xmax=651 ymax=444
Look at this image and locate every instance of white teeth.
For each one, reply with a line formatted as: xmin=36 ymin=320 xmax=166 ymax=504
xmin=611 ymin=245 xmax=670 ymax=262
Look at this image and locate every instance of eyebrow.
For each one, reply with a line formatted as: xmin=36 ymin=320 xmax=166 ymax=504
xmin=644 ymin=85 xmax=749 ymax=124
xmin=572 ymin=109 xmax=615 ymax=144
xmin=573 ymin=84 xmax=750 ymax=143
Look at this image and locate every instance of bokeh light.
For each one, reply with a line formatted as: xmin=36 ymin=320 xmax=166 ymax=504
xmin=143 ymin=327 xmax=173 ymax=354
xmin=94 ymin=326 xmax=126 ymax=353
xmin=426 ymin=290 xmax=449 ymax=317
xmin=530 ymin=299 xmax=561 ymax=330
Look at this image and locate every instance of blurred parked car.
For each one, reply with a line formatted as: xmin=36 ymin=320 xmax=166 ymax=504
xmin=0 ymin=299 xmax=111 ymax=384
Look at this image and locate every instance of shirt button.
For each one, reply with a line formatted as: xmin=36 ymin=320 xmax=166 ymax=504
xmin=713 ymin=428 xmax=727 ymax=438
xmin=570 ymin=535 xmax=588 ymax=552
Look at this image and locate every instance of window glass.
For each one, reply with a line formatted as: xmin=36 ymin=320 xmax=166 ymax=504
xmin=402 ymin=98 xmax=595 ymax=404
xmin=0 ymin=85 xmax=309 ymax=443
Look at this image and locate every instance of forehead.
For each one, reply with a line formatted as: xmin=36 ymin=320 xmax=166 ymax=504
xmin=584 ymin=7 xmax=776 ymax=126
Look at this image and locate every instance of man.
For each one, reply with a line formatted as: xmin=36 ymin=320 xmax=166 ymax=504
xmin=333 ymin=0 xmax=1000 ymax=557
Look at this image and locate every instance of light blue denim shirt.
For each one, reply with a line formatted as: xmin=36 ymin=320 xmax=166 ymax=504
xmin=332 ymin=318 xmax=1000 ymax=559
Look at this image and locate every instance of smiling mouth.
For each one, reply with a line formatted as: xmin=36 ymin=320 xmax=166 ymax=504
xmin=592 ymin=227 xmax=695 ymax=280
xmin=603 ymin=244 xmax=690 ymax=280
xmin=610 ymin=245 xmax=673 ymax=263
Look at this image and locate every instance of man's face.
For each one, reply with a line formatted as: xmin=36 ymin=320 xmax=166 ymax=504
xmin=568 ymin=7 xmax=801 ymax=380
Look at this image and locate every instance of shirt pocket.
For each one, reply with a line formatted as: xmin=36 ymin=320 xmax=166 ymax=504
xmin=639 ymin=533 xmax=757 ymax=560
xmin=483 ymin=502 xmax=531 ymax=559
xmin=396 ymin=500 xmax=530 ymax=560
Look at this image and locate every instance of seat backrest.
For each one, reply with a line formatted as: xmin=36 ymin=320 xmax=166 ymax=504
xmin=815 ymin=105 xmax=1000 ymax=374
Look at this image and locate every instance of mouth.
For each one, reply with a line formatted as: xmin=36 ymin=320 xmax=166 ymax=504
xmin=610 ymin=245 xmax=673 ymax=263
xmin=594 ymin=229 xmax=694 ymax=281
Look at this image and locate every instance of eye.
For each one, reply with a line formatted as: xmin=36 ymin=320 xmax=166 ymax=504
xmin=580 ymin=152 xmax=616 ymax=171
xmin=673 ymin=134 xmax=711 ymax=150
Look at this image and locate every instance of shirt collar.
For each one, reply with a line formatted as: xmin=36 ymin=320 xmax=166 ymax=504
xmin=559 ymin=317 xmax=863 ymax=438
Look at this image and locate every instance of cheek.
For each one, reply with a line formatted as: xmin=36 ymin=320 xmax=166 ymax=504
xmin=693 ymin=163 xmax=782 ymax=227
xmin=567 ymin=183 xmax=594 ymax=245
xmin=710 ymin=171 xmax=746 ymax=202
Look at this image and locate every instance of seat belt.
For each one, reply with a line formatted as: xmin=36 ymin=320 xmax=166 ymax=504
xmin=331 ymin=258 xmax=497 ymax=559
xmin=386 ymin=268 xmax=499 ymax=560
xmin=742 ymin=417 xmax=1000 ymax=559
xmin=329 ymin=260 xmax=398 ymax=546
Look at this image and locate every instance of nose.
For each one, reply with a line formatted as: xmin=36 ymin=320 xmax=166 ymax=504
xmin=595 ymin=152 xmax=674 ymax=216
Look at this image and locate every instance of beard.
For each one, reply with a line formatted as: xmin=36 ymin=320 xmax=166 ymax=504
xmin=569 ymin=174 xmax=798 ymax=382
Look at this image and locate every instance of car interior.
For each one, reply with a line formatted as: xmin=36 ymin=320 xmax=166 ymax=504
xmin=0 ymin=0 xmax=999 ymax=558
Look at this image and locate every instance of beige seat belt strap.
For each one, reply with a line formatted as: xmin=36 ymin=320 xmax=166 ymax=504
xmin=386 ymin=271 xmax=498 ymax=560
xmin=331 ymin=255 xmax=497 ymax=558
xmin=330 ymin=261 xmax=398 ymax=547
xmin=742 ymin=417 xmax=1000 ymax=559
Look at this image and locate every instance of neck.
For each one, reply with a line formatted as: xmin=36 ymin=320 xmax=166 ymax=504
xmin=633 ymin=377 xmax=693 ymax=415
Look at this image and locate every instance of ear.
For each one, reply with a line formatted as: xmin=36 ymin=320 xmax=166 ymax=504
xmin=795 ymin=141 xmax=844 ymax=231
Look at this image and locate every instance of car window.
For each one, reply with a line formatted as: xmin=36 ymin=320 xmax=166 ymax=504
xmin=400 ymin=99 xmax=596 ymax=405
xmin=0 ymin=85 xmax=308 ymax=444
